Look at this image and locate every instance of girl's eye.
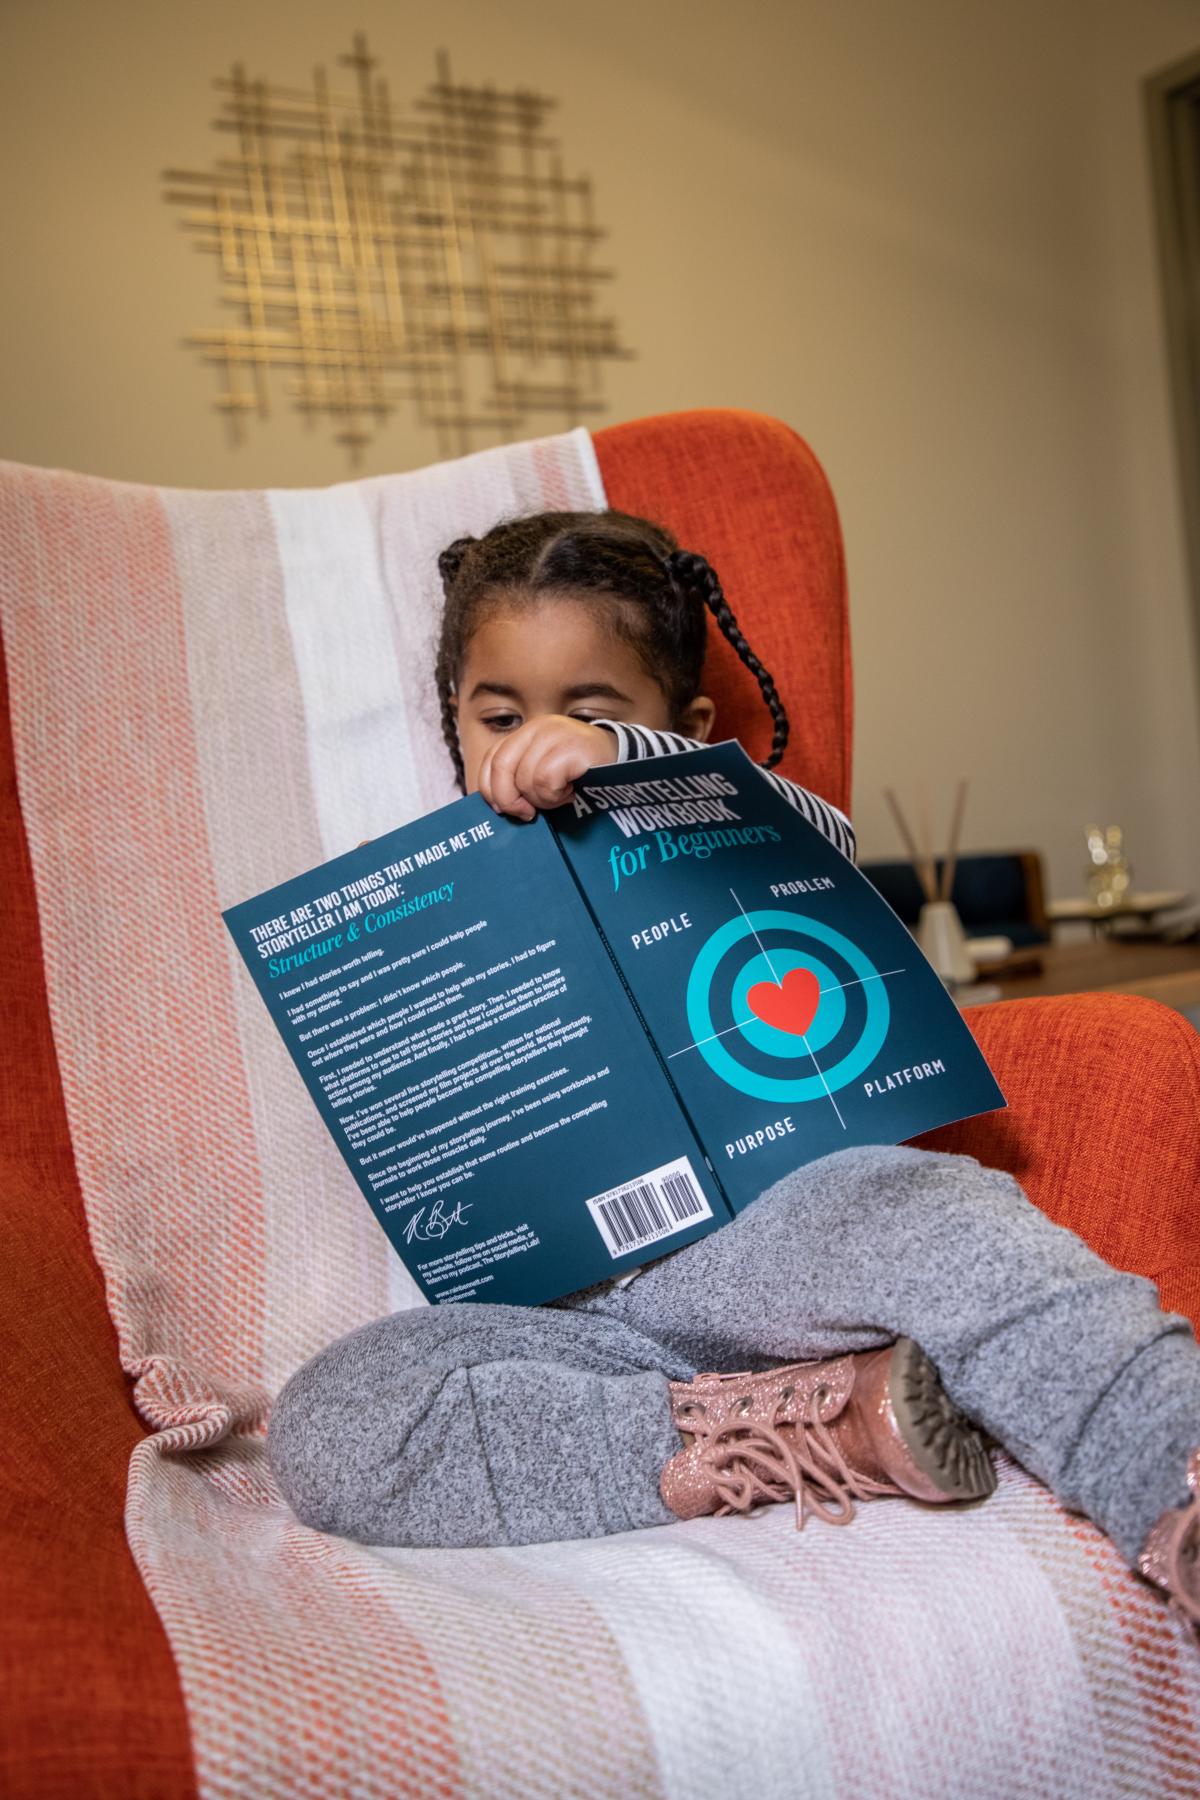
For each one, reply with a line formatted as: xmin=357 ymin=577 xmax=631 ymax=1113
xmin=483 ymin=712 xmax=521 ymax=732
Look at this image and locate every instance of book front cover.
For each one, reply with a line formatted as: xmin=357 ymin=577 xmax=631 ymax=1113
xmin=551 ymin=742 xmax=1006 ymax=1209
xmin=223 ymin=792 xmax=727 ymax=1306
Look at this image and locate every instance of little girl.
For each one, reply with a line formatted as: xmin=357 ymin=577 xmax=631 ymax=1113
xmin=268 ymin=508 xmax=1200 ymax=1628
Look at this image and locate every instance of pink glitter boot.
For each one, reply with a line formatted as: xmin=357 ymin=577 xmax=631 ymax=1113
xmin=1138 ymin=1450 xmax=1200 ymax=1630
xmin=660 ymin=1336 xmax=996 ymax=1529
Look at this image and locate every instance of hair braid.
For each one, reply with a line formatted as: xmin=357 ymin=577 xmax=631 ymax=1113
xmin=665 ymin=550 xmax=790 ymax=768
xmin=436 ymin=538 xmax=478 ymax=790
xmin=437 ymin=535 xmax=477 ymax=590
xmin=432 ymin=510 xmax=792 ymax=792
xmin=436 ymin=645 xmax=467 ymax=790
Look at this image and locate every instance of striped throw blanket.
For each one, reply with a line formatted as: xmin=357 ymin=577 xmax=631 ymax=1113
xmin=2 ymin=432 xmax=1198 ymax=1799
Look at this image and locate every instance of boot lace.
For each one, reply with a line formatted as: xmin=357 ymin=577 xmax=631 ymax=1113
xmin=696 ymin=1384 xmax=899 ymax=1530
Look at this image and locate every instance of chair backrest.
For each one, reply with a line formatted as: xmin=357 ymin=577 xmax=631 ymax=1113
xmin=0 ymin=409 xmax=854 ymax=1409
xmin=594 ymin=409 xmax=852 ymax=814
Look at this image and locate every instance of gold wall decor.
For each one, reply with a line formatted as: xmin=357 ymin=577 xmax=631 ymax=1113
xmin=162 ymin=37 xmax=633 ymax=462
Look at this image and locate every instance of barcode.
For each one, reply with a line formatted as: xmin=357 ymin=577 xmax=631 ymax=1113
xmin=587 ymin=1156 xmax=713 ymax=1258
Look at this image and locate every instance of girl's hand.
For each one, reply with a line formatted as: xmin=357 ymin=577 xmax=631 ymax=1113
xmin=476 ymin=716 xmax=618 ymax=821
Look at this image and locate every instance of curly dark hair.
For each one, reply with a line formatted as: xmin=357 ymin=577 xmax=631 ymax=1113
xmin=435 ymin=509 xmax=789 ymax=792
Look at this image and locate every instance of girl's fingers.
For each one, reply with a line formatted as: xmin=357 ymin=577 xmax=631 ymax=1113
xmin=475 ymin=742 xmax=496 ymax=809
xmin=537 ymin=754 xmax=587 ymax=808
xmin=517 ymin=741 xmax=592 ymax=810
xmin=486 ymin=734 xmax=528 ymax=816
xmin=481 ymin=720 xmax=603 ymax=819
xmin=512 ymin=744 xmax=570 ymax=810
xmin=486 ymin=730 xmax=542 ymax=819
xmin=480 ymin=733 xmax=530 ymax=814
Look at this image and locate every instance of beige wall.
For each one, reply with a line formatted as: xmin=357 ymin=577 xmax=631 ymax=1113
xmin=3 ymin=0 xmax=1199 ymax=900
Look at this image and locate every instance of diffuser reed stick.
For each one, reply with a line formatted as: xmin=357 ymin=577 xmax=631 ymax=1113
xmin=917 ymin=787 xmax=938 ymax=909
xmin=940 ymin=779 xmax=970 ymax=903
xmin=885 ymin=781 xmax=976 ymax=987
xmin=883 ymin=787 xmax=937 ymax=904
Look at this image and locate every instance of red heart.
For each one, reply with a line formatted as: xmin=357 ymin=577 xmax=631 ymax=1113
xmin=746 ymin=967 xmax=821 ymax=1037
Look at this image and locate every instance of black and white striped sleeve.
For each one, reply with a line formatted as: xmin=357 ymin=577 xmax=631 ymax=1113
xmin=592 ymin=720 xmax=857 ymax=865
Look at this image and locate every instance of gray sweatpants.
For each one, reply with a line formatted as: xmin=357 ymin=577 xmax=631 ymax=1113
xmin=267 ymin=1145 xmax=1200 ymax=1562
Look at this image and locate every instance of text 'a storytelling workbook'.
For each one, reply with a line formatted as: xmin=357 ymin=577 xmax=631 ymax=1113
xmin=224 ymin=742 xmax=1005 ymax=1306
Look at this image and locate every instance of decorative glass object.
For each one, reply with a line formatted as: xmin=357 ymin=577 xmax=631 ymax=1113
xmin=1084 ymin=824 xmax=1133 ymax=909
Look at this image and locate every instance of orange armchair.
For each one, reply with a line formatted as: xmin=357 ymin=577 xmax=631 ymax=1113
xmin=3 ymin=408 xmax=1198 ymax=1798
xmin=597 ymin=410 xmax=1200 ymax=1325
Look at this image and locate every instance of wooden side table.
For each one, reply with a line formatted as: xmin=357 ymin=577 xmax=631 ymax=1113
xmin=1047 ymin=891 xmax=1192 ymax=937
xmin=986 ymin=938 xmax=1200 ymax=1011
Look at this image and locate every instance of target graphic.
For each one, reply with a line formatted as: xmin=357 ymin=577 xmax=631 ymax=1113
xmin=675 ymin=892 xmax=903 ymax=1120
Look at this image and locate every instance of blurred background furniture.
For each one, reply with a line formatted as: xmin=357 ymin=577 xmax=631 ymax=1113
xmin=863 ymin=848 xmax=1050 ymax=980
xmin=865 ymin=850 xmax=1200 ymax=1018
xmin=990 ymin=939 xmax=1200 ymax=1014
xmin=863 ymin=849 xmax=1050 ymax=947
xmin=1048 ymin=890 xmax=1193 ymax=936
xmin=4 ymin=409 xmax=1200 ymax=1800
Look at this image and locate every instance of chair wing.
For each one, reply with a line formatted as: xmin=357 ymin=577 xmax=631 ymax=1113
xmin=594 ymin=408 xmax=852 ymax=815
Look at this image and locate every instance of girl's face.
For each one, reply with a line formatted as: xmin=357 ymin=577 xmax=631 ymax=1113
xmin=455 ymin=596 xmax=714 ymax=793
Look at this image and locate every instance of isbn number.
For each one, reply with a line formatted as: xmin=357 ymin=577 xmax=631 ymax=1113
xmin=587 ymin=1157 xmax=712 ymax=1258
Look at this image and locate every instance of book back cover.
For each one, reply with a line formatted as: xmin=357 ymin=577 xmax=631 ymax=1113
xmin=223 ymin=792 xmax=728 ymax=1305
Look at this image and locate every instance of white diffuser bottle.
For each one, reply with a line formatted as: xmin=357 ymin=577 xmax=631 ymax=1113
xmin=916 ymin=899 xmax=976 ymax=987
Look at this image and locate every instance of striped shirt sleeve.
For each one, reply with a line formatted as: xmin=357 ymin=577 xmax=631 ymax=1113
xmin=592 ymin=720 xmax=857 ymax=865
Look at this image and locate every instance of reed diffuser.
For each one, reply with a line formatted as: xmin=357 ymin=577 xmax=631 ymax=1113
xmin=883 ymin=781 xmax=974 ymax=986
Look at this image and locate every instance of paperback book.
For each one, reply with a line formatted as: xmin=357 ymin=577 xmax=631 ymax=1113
xmin=224 ymin=742 xmax=1005 ymax=1306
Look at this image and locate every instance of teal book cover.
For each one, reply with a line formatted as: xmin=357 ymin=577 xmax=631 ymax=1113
xmin=223 ymin=791 xmax=727 ymax=1308
xmin=223 ymin=743 xmax=1004 ymax=1305
xmin=548 ymin=741 xmax=1006 ymax=1213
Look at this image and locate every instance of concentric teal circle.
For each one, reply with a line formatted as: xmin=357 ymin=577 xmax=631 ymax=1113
xmin=685 ymin=909 xmax=888 ymax=1101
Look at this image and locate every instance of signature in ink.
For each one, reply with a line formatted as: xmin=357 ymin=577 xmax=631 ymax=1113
xmin=403 ymin=1198 xmax=473 ymax=1244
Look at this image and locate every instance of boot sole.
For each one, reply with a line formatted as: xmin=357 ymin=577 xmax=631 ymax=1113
xmin=888 ymin=1337 xmax=997 ymax=1502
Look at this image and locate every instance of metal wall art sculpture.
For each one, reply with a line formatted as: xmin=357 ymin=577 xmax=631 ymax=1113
xmin=163 ymin=37 xmax=633 ymax=461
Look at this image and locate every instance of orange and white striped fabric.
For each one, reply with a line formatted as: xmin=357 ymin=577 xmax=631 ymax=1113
xmin=2 ymin=433 xmax=1199 ymax=1799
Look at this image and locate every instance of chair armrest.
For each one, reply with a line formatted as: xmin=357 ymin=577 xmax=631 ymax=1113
xmin=915 ymin=993 xmax=1200 ymax=1329
xmin=0 ymin=1150 xmax=198 ymax=1800
xmin=1 ymin=627 xmax=195 ymax=1799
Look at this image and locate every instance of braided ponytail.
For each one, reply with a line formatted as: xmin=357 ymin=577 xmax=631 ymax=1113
xmin=436 ymin=645 xmax=466 ymax=791
xmin=437 ymin=535 xmax=477 ymax=591
xmin=665 ymin=549 xmax=790 ymax=769
xmin=433 ymin=510 xmax=791 ymax=793
xmin=436 ymin=537 xmax=478 ymax=790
